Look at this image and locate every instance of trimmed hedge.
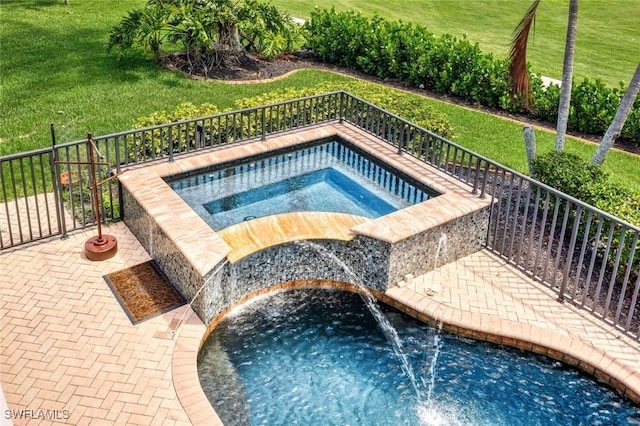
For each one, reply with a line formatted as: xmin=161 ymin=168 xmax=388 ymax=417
xmin=305 ymin=8 xmax=640 ymax=142
xmin=235 ymin=80 xmax=453 ymax=138
xmin=128 ymin=80 xmax=453 ymax=160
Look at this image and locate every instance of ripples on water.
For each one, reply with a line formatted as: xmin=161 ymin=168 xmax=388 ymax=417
xmin=198 ymin=288 xmax=640 ymax=425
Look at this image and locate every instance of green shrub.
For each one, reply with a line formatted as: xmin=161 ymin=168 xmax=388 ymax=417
xmin=570 ymin=78 xmax=621 ymax=135
xmin=236 ymin=81 xmax=453 ymax=139
xmin=127 ymin=103 xmax=223 ymax=161
xmin=583 ymin=179 xmax=640 ymax=233
xmin=532 ymin=150 xmax=640 ymax=275
xmin=305 ymin=8 xmax=510 ymax=112
xmin=530 ymin=151 xmax=609 ymax=202
xmin=305 ymin=8 xmax=640 ymax=142
xmin=304 ymin=8 xmax=371 ymax=67
xmin=532 ymin=150 xmax=640 ymax=229
xmin=533 ymin=81 xmax=560 ymax=123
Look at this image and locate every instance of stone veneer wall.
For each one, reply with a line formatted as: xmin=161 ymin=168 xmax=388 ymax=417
xmin=387 ymin=208 xmax=490 ymax=286
xmin=203 ymin=206 xmax=490 ymax=324
xmin=121 ymin=188 xmax=211 ymax=316
xmin=122 ymin=186 xmax=490 ymax=325
xmin=207 ymin=238 xmax=390 ymax=324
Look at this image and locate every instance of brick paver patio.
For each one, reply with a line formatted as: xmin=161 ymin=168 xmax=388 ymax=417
xmin=2 ymin=221 xmax=640 ymax=425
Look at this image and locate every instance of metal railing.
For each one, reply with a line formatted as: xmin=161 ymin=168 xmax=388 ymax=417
xmin=343 ymin=92 xmax=640 ymax=340
xmin=2 ymin=91 xmax=639 ymax=341
xmin=485 ymin=170 xmax=640 ymax=340
xmin=0 ymin=92 xmax=341 ymax=248
xmin=0 ymin=148 xmax=62 ymax=248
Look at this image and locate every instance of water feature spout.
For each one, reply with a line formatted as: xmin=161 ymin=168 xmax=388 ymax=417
xmin=293 ymin=240 xmax=424 ymax=399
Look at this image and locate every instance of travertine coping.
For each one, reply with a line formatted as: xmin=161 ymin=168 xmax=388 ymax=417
xmin=381 ymin=285 xmax=640 ymax=405
xmin=173 ymin=279 xmax=640 ymax=424
xmin=118 ymin=169 xmax=230 ymax=278
xmin=218 ymin=212 xmax=368 ymax=263
xmin=118 ymin=122 xmax=491 ymax=276
xmin=353 ymin=192 xmax=484 ymax=244
xmin=171 ymin=306 xmax=223 ymax=426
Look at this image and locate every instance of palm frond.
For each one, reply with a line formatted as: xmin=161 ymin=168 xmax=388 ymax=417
xmin=508 ymin=0 xmax=541 ymax=108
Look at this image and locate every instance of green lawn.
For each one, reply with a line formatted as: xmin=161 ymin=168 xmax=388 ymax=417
xmin=0 ymin=0 xmax=344 ymax=153
xmin=1 ymin=0 xmax=639 ymax=191
xmin=418 ymin=96 xmax=640 ymax=191
xmin=270 ymin=0 xmax=639 ymax=88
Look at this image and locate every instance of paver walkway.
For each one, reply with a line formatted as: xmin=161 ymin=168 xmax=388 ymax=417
xmin=1 ymin=222 xmax=640 ymax=425
xmin=385 ymin=253 xmax=640 ymax=402
xmin=0 ymin=223 xmax=191 ymax=425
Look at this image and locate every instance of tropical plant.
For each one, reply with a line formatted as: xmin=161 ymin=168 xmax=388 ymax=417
xmin=107 ymin=0 xmax=305 ymax=68
xmin=241 ymin=2 xmax=307 ymax=60
xmin=107 ymin=5 xmax=171 ymax=58
xmin=508 ymin=0 xmax=579 ymax=153
xmin=509 ymin=1 xmax=640 ymax=170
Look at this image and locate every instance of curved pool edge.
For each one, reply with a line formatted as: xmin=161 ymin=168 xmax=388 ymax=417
xmin=383 ymin=282 xmax=640 ymax=406
xmin=173 ymin=279 xmax=640 ymax=425
xmin=217 ymin=212 xmax=368 ymax=263
xmin=171 ymin=305 xmax=223 ymax=426
xmin=172 ymin=281 xmax=362 ymax=426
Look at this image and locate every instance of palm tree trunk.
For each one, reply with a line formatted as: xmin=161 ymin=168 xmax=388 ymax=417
xmin=218 ymin=23 xmax=243 ymax=54
xmin=524 ymin=125 xmax=537 ymax=177
xmin=555 ymin=0 xmax=579 ymax=151
xmin=228 ymin=25 xmax=243 ymax=54
xmin=591 ymin=63 xmax=640 ymax=166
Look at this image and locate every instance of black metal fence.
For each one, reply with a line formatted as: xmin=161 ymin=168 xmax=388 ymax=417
xmin=2 ymin=91 xmax=639 ymax=340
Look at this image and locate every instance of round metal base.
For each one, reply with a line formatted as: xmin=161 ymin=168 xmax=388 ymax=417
xmin=84 ymin=235 xmax=118 ymax=261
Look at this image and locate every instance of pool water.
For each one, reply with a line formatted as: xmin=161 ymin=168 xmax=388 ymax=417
xmin=202 ymin=167 xmax=399 ymax=223
xmin=170 ymin=141 xmax=436 ymax=230
xmin=198 ymin=288 xmax=640 ymax=426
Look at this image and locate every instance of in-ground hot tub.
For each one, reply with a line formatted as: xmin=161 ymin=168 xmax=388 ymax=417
xmin=119 ymin=122 xmax=492 ymax=324
xmin=167 ymin=138 xmax=440 ymax=231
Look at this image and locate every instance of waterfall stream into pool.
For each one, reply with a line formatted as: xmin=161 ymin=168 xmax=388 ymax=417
xmin=293 ymin=240 xmax=427 ymax=400
xmin=198 ymin=288 xmax=640 ymax=425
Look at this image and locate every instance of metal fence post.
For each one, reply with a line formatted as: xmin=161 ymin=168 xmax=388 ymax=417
xmin=196 ymin=123 xmax=205 ymax=149
xmin=50 ymin=124 xmax=67 ymax=239
xmin=261 ymin=106 xmax=267 ymax=141
xmin=168 ymin=127 xmax=174 ymax=162
xmin=472 ymin=157 xmax=482 ymax=195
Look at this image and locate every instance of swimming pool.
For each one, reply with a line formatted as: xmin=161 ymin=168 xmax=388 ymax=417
xmin=169 ymin=140 xmax=438 ymax=230
xmin=198 ymin=288 xmax=640 ymax=425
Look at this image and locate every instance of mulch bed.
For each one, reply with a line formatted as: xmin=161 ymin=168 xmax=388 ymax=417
xmin=104 ymin=260 xmax=185 ymax=325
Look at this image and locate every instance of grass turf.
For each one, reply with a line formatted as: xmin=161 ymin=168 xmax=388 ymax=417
xmin=1 ymin=0 xmax=638 ymax=191
xmin=270 ymin=0 xmax=639 ymax=88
